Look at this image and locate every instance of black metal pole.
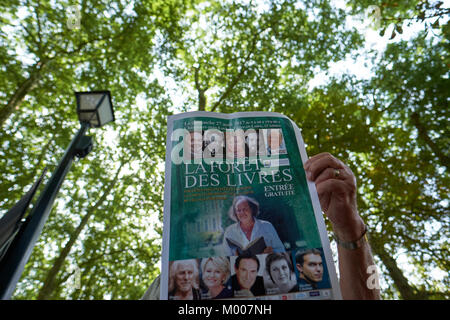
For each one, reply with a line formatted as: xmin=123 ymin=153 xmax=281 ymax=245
xmin=0 ymin=122 xmax=90 ymax=299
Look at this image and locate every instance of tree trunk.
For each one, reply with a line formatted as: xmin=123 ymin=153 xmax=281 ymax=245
xmin=36 ymin=163 xmax=124 ymax=300
xmin=194 ymin=66 xmax=207 ymax=111
xmin=410 ymin=111 xmax=449 ymax=170
xmin=198 ymin=89 xmax=206 ymax=111
xmin=372 ymin=242 xmax=421 ymax=299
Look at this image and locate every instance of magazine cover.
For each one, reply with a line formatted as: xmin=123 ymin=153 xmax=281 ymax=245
xmin=161 ymin=111 xmax=342 ymax=300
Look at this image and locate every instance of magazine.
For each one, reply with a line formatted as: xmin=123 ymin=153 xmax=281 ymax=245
xmin=160 ymin=111 xmax=342 ymax=300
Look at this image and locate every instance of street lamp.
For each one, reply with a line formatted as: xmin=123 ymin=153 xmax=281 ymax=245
xmin=76 ymin=90 xmax=115 ymax=128
xmin=0 ymin=90 xmax=115 ymax=299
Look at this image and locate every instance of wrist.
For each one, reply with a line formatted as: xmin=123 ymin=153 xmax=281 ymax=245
xmin=333 ymin=224 xmax=368 ymax=250
xmin=331 ymin=217 xmax=366 ymax=242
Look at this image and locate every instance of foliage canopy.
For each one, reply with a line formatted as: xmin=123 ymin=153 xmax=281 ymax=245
xmin=0 ymin=0 xmax=448 ymax=299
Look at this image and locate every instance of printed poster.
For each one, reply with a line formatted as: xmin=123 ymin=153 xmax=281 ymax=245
xmin=160 ymin=111 xmax=341 ymax=300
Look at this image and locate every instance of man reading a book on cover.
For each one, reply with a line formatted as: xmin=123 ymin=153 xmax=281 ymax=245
xmin=222 ymin=195 xmax=285 ymax=256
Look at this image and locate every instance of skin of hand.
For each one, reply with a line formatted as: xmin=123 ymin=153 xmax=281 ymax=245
xmin=304 ymin=152 xmax=365 ymax=242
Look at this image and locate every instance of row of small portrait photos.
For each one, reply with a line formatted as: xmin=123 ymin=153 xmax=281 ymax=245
xmin=167 ymin=249 xmax=332 ymax=300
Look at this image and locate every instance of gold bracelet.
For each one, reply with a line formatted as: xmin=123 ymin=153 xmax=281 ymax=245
xmin=332 ymin=224 xmax=368 ymax=250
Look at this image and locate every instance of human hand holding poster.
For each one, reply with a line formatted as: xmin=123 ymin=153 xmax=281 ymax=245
xmin=161 ymin=111 xmax=342 ymax=300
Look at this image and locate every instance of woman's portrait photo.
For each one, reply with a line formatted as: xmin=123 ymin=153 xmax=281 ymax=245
xmin=200 ymin=256 xmax=233 ymax=299
xmin=264 ymin=252 xmax=298 ymax=294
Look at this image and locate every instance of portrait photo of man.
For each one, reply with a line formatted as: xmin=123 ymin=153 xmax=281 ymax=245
xmin=168 ymin=259 xmax=202 ymax=300
xmin=294 ymin=248 xmax=331 ymax=291
xmin=222 ymin=195 xmax=285 ymax=256
xmin=230 ymin=254 xmax=266 ymax=297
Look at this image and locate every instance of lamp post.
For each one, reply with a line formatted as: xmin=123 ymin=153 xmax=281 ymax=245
xmin=0 ymin=91 xmax=114 ymax=299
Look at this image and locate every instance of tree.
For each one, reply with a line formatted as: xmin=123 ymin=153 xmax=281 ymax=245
xmin=360 ymin=31 xmax=449 ymax=299
xmin=1 ymin=0 xmax=447 ymax=300
xmin=163 ymin=0 xmax=363 ymax=113
xmin=0 ymin=0 xmax=185 ymax=128
xmin=1 ymin=0 xmax=185 ymax=299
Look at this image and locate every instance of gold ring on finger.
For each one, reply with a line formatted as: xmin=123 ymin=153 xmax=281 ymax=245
xmin=334 ymin=168 xmax=341 ymax=178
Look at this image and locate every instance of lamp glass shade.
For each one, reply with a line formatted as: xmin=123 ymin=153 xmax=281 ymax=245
xmin=97 ymin=95 xmax=114 ymax=126
xmin=75 ymin=91 xmax=114 ymax=127
xmin=78 ymin=93 xmax=104 ymax=111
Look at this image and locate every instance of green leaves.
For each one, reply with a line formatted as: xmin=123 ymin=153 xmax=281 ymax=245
xmin=0 ymin=0 xmax=183 ymax=299
xmin=348 ymin=0 xmax=448 ymax=43
xmin=0 ymin=0 xmax=447 ymax=300
xmin=354 ymin=32 xmax=448 ymax=298
xmin=167 ymin=0 xmax=363 ymax=113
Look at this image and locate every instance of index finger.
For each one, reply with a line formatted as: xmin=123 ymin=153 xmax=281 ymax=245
xmin=304 ymin=153 xmax=345 ymax=181
xmin=304 ymin=152 xmax=333 ymax=170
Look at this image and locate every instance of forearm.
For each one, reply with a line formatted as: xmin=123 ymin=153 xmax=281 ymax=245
xmin=336 ymin=233 xmax=381 ymax=300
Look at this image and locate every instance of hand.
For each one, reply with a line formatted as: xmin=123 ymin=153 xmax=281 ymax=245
xmin=263 ymin=246 xmax=274 ymax=254
xmin=304 ymin=152 xmax=365 ymax=242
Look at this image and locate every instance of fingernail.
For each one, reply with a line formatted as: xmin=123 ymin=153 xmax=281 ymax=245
xmin=306 ymin=171 xmax=312 ymax=180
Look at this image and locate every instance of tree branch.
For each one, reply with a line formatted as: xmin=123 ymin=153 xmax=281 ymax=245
xmin=410 ymin=111 xmax=449 ymax=170
xmin=209 ymin=29 xmax=264 ymax=112
xmin=35 ymin=0 xmax=45 ymax=55
xmin=0 ymin=60 xmax=49 ymax=128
